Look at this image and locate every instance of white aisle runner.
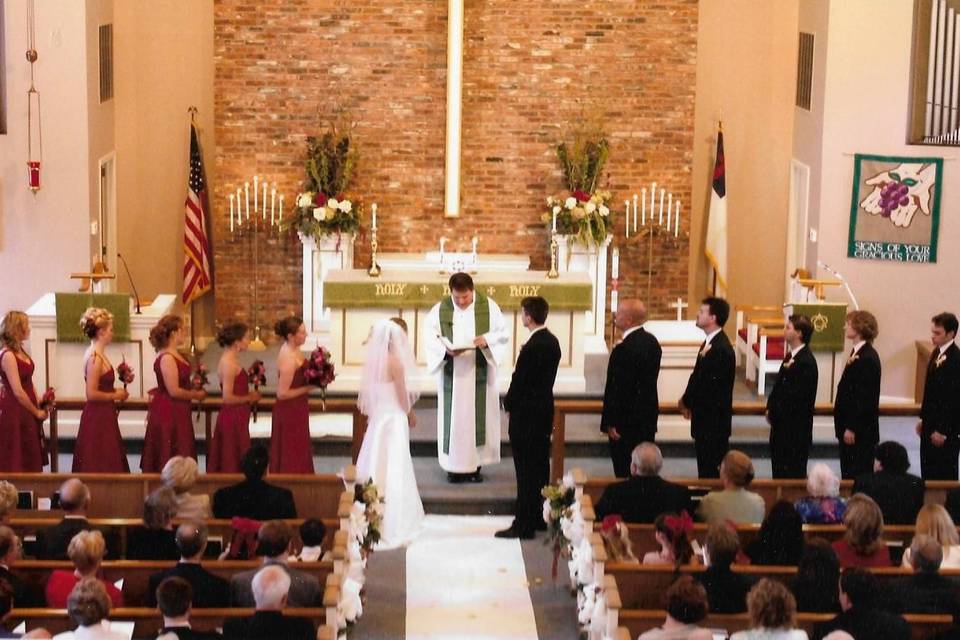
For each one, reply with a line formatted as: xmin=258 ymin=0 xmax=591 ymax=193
xmin=406 ymin=515 xmax=540 ymax=639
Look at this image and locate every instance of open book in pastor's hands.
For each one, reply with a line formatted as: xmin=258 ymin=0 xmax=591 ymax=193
xmin=437 ymin=333 xmax=476 ymax=353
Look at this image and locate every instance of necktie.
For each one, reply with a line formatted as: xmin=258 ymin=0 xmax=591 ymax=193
xmin=783 ymin=351 xmax=793 ymax=364
xmin=850 ymin=347 xmax=855 ymax=358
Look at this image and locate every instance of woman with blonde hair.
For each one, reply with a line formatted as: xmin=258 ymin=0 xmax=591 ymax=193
xmin=0 ymin=481 xmax=18 ymax=523
xmin=902 ymin=504 xmax=960 ymax=568
xmin=600 ymin=515 xmax=639 ymax=564
xmin=74 ymin=307 xmax=129 ymax=472
xmin=696 ymin=450 xmax=765 ymax=524
xmin=831 ymin=493 xmax=891 ymax=568
xmin=731 ymin=578 xmax=807 ymax=639
xmin=0 ymin=310 xmax=47 ymax=471
xmin=45 ymin=531 xmax=122 ymax=608
xmin=794 ymin=463 xmax=847 ymax=524
xmin=161 ymin=456 xmax=211 ymax=520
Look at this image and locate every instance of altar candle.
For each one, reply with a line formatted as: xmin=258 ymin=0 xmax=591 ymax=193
xmin=552 ymin=209 xmax=557 ymax=233
xmin=371 ymin=203 xmax=378 ymax=230
xmin=666 ymin=193 xmax=673 ymax=229
xmin=254 ymin=176 xmax=259 ymax=214
xmin=270 ymin=188 xmax=276 ymax=225
xmin=674 ymin=201 xmax=681 ymax=237
xmin=236 ymin=188 xmax=243 ymax=226
xmin=440 ymin=237 xmax=447 ymax=254
xmin=624 ymin=200 xmax=630 ymax=238
xmin=245 ymin=182 xmax=250 ymax=220
xmin=611 ymin=248 xmax=619 ymax=279
xmin=262 ymin=184 xmax=267 ymax=219
xmin=610 ymin=290 xmax=618 ymax=313
xmin=278 ymin=195 xmax=284 ymax=222
xmin=641 ymin=188 xmax=647 ymax=225
xmin=632 ymin=194 xmax=638 ymax=232
xmin=229 ymin=194 xmax=235 ymax=233
xmin=658 ymin=188 xmax=665 ymax=225
xmin=472 ymin=236 xmax=478 ymax=254
xmin=650 ymin=182 xmax=657 ymax=222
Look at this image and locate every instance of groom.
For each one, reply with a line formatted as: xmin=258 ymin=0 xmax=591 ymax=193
xmin=497 ymin=296 xmax=561 ymax=539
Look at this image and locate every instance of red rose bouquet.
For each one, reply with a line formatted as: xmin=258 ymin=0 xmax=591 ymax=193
xmin=247 ymin=360 xmax=266 ymax=422
xmin=190 ymin=363 xmax=209 ymax=421
xmin=116 ymin=358 xmax=135 ymax=389
xmin=39 ymin=387 xmax=56 ymax=412
xmin=304 ymin=345 xmax=336 ymax=409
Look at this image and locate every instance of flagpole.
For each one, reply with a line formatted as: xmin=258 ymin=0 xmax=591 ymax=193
xmin=189 ymin=299 xmax=197 ymax=356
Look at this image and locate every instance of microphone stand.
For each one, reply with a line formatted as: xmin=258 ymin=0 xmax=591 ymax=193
xmin=817 ymin=261 xmax=860 ymax=310
xmin=117 ymin=252 xmax=142 ymax=314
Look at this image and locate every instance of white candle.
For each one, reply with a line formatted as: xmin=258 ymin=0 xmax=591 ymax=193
xmin=229 ymin=194 xmax=235 ymax=233
xmin=674 ymin=201 xmax=681 ymax=237
xmin=650 ymin=182 xmax=657 ymax=223
xmin=641 ymin=188 xmax=647 ymax=225
xmin=371 ymin=202 xmax=378 ymax=230
xmin=658 ymin=188 xmax=665 ymax=225
xmin=236 ymin=189 xmax=242 ymax=226
xmin=278 ymin=195 xmax=284 ymax=222
xmin=610 ymin=290 xmax=618 ymax=313
xmin=552 ymin=209 xmax=557 ymax=233
xmin=440 ymin=237 xmax=447 ymax=255
xmin=270 ymin=188 xmax=276 ymax=225
xmin=262 ymin=183 xmax=267 ymax=219
xmin=624 ymin=200 xmax=630 ymax=238
xmin=253 ymin=176 xmax=258 ymax=213
xmin=632 ymin=194 xmax=638 ymax=232
xmin=611 ymin=248 xmax=619 ymax=279
xmin=667 ymin=193 xmax=673 ymax=229
xmin=472 ymin=236 xmax=478 ymax=254
xmin=244 ymin=182 xmax=250 ymax=220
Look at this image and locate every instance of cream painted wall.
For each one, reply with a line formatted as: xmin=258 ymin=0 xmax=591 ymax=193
xmin=815 ymin=0 xmax=959 ymax=400
xmin=0 ymin=0 xmax=93 ymax=312
xmin=688 ymin=0 xmax=800 ymax=312
xmin=86 ymin=0 xmax=115 ymax=271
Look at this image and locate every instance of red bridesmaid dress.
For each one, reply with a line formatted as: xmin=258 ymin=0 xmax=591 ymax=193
xmin=0 ymin=349 xmax=45 ymax=471
xmin=73 ymin=354 xmax=129 ymax=472
xmin=270 ymin=362 xmax=314 ymax=474
xmin=141 ymin=353 xmax=197 ymax=472
xmin=207 ymin=368 xmax=252 ymax=473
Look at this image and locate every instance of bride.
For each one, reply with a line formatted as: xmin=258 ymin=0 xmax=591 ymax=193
xmin=356 ymin=318 xmax=424 ymax=548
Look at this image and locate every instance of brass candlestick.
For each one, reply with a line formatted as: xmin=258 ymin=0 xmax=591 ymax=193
xmin=368 ymin=228 xmax=382 ymax=277
xmin=547 ymin=232 xmax=559 ymax=279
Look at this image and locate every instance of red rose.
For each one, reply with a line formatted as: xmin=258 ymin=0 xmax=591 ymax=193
xmin=314 ymin=192 xmax=328 ymax=206
xmin=572 ymin=190 xmax=591 ymax=202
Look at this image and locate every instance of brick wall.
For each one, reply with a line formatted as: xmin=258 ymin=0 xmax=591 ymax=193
xmin=213 ymin=0 xmax=697 ymax=330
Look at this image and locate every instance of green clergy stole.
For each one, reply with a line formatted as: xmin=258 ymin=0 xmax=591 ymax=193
xmin=439 ymin=292 xmax=490 ymax=455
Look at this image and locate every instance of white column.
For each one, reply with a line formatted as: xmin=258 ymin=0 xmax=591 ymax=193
xmin=444 ymin=0 xmax=464 ymax=218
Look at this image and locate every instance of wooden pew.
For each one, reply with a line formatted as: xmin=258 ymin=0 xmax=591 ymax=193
xmin=618 ymin=609 xmax=953 ymax=640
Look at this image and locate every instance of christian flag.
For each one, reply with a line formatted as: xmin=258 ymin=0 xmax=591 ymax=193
xmin=182 ymin=121 xmax=212 ymax=305
xmin=705 ymin=123 xmax=728 ymax=294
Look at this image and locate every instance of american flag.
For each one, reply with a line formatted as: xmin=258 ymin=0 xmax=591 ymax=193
xmin=182 ymin=122 xmax=212 ymax=305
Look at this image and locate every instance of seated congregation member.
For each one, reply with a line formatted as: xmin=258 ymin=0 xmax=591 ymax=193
xmin=643 ymin=512 xmax=696 ymax=568
xmin=767 ymin=314 xmax=818 ymax=479
xmin=789 ymin=539 xmax=840 ymax=613
xmin=794 ymin=463 xmax=847 ymax=525
xmin=0 ymin=526 xmax=41 ymax=608
xmin=731 ymin=579 xmax=808 ymax=640
xmin=831 ymin=494 xmax=890 ymax=568
xmin=696 ymin=450 xmax=765 ymax=525
xmin=223 ymin=566 xmax=315 ymax=640
xmin=0 ymin=481 xmax=18 ymax=524
xmin=812 ymin=569 xmax=910 ymax=640
xmin=594 ymin=443 xmax=690 ymax=523
xmin=155 ymin=577 xmax=223 ymax=640
xmin=212 ymin=445 xmax=297 ymax=520
xmin=599 ymin=515 xmax=639 ymax=563
xmin=126 ymin=486 xmax=180 ymax=560
xmin=834 ymin=310 xmax=881 ymax=480
xmin=148 ymin=523 xmax=230 ymax=608
xmin=918 ymin=311 xmax=960 ymax=480
xmin=697 ymin=522 xmax=756 ymax=614
xmin=36 ymin=479 xmax=118 ymax=560
xmin=902 ymin=504 xmax=960 ymax=568
xmin=638 ymin=576 xmax=714 ymax=640
xmin=207 ymin=322 xmax=257 ymax=473
xmin=45 ymin=531 xmax=122 ymax=608
xmin=230 ymin=521 xmax=319 ymax=608
xmin=883 ymin=535 xmax=960 ymax=616
xmin=51 ymin=579 xmax=126 ymax=640
xmin=746 ymin=500 xmax=804 ymax=566
xmin=0 ymin=577 xmax=50 ymax=639
xmin=852 ymin=441 xmax=924 ymax=525
xmin=290 ymin=519 xmax=326 ymax=562
xmin=162 ymin=456 xmax=211 ymax=521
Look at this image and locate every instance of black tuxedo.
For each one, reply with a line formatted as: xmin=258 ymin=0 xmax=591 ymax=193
xmin=503 ymin=327 xmax=561 ymax=534
xmin=812 ymin=607 xmax=911 ymax=640
xmin=0 ymin=565 xmax=41 ymax=607
xmin=212 ymin=479 xmax=297 ymax=520
xmin=681 ymin=330 xmax=735 ymax=478
xmin=766 ymin=345 xmax=818 ymax=478
xmin=920 ymin=342 xmax=960 ymax=479
xmin=882 ymin=572 xmax=960 ymax=616
xmin=853 ymin=470 xmax=925 ymax=525
xmin=147 ymin=562 xmax=231 ymax=608
xmin=593 ymin=475 xmax=691 ymax=523
xmin=127 ymin=526 xmax=179 ymax=561
xmin=834 ymin=342 xmax=882 ymax=479
xmin=35 ymin=517 xmax=120 ymax=560
xmin=222 ymin=611 xmax=315 ymax=640
xmin=156 ymin=626 xmax=223 ymax=640
xmin=600 ymin=327 xmax=662 ymax=477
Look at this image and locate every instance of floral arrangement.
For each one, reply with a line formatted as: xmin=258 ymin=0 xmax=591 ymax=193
xmin=542 ymin=473 xmax=577 ymax=578
xmin=353 ymin=479 xmax=384 ymax=554
xmin=304 ymin=345 xmax=336 ymax=408
xmin=282 ymin=120 xmax=363 ymax=242
xmin=39 ymin=388 xmax=55 ymax=411
xmin=247 ymin=360 xmax=266 ymax=422
xmin=544 ymin=189 xmax=613 ymax=246
xmin=116 ymin=358 xmax=135 ymax=389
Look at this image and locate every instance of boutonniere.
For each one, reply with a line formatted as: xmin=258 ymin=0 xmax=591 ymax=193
xmin=845 ymin=354 xmax=859 ymax=367
xmin=782 ymin=360 xmax=794 ymax=369
xmin=699 ymin=343 xmax=712 ymax=358
xmin=936 ymin=353 xmax=947 ymax=368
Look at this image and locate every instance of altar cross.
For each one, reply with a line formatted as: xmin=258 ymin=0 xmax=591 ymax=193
xmin=670 ymin=297 xmax=689 ymax=321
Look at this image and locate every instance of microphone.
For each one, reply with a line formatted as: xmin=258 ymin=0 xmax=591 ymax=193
xmin=117 ymin=252 xmax=142 ymax=315
xmin=817 ymin=260 xmax=860 ymax=310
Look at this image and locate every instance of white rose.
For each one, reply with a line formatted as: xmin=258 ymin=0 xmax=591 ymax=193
xmin=297 ymin=193 xmax=314 ymax=208
xmin=327 ymin=198 xmax=340 ymax=210
xmin=313 ymin=207 xmax=326 ymax=221
xmin=339 ymin=199 xmax=352 ymax=213
xmin=562 ymin=472 xmax=575 ymax=489
xmin=552 ymin=205 xmax=561 ymax=215
xmin=585 ymin=202 xmax=597 ymax=214
xmin=543 ymin=501 xmax=553 ymax=524
xmin=598 ymin=205 xmax=609 ymax=217
xmin=564 ymin=197 xmax=577 ymax=210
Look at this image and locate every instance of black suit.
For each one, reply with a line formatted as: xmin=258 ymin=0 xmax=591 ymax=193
xmin=812 ymin=607 xmax=911 ymax=640
xmin=127 ymin=527 xmax=180 ymax=561
xmin=35 ymin=517 xmax=120 ymax=560
xmin=600 ymin=327 xmax=662 ymax=477
xmin=766 ymin=346 xmax=818 ymax=478
xmin=0 ymin=565 xmax=41 ymax=607
xmin=681 ymin=330 xmax=735 ymax=478
xmin=212 ymin=479 xmax=297 ymax=520
xmin=834 ymin=342 xmax=882 ymax=479
xmin=503 ymin=327 xmax=561 ymax=535
xmin=882 ymin=572 xmax=960 ymax=616
xmin=222 ymin=611 xmax=315 ymax=640
xmin=593 ymin=475 xmax=691 ymax=523
xmin=696 ymin=566 xmax=756 ymax=614
xmin=853 ymin=470 xmax=925 ymax=525
xmin=157 ymin=626 xmax=222 ymax=640
xmin=147 ymin=562 xmax=231 ymax=608
xmin=920 ymin=342 xmax=960 ymax=480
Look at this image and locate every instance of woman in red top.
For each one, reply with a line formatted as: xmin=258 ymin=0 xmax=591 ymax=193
xmin=45 ymin=529 xmax=123 ymax=608
xmin=208 ymin=323 xmax=260 ymax=473
xmin=141 ymin=315 xmax=206 ymax=472
xmin=832 ymin=493 xmax=892 ymax=568
xmin=74 ymin=308 xmax=130 ymax=472
xmin=270 ymin=316 xmax=314 ymax=473
xmin=0 ymin=311 xmax=47 ymax=472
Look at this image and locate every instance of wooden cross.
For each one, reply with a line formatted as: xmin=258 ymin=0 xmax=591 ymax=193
xmin=670 ymin=297 xmax=689 ymax=321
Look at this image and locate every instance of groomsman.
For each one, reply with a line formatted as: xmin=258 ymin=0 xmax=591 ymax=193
xmin=679 ymin=297 xmax=736 ymax=478
xmin=497 ymin=297 xmax=561 ymax=539
xmin=766 ymin=314 xmax=818 ymax=478
xmin=917 ymin=312 xmax=960 ymax=480
xmin=601 ymin=299 xmax=662 ymax=478
xmin=834 ymin=310 xmax=882 ymax=479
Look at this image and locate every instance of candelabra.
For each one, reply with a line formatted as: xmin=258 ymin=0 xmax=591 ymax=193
xmin=547 ymin=232 xmax=559 ymax=279
xmin=367 ymin=226 xmax=382 ymax=277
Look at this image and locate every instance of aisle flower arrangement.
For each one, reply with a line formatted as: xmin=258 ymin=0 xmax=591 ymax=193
xmin=542 ymin=473 xmax=577 ymax=578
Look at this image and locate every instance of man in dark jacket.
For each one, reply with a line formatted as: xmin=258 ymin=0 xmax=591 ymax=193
xmin=155 ymin=577 xmax=223 ymax=639
xmin=148 ymin=523 xmax=230 ymax=608
xmin=212 ymin=445 xmax=297 ymax=520
xmin=883 ymin=535 xmax=960 ymax=616
xmin=601 ymin=299 xmax=662 ymax=477
xmin=680 ymin=296 xmax=735 ymax=478
xmin=223 ymin=565 xmax=314 ymax=640
xmin=853 ymin=441 xmax=925 ymax=525
xmin=497 ymin=296 xmax=561 ymax=540
xmin=594 ymin=443 xmax=690 ymax=522
xmin=766 ymin=314 xmax=818 ymax=478
xmin=834 ymin=310 xmax=882 ymax=479
xmin=918 ymin=312 xmax=960 ymax=480
xmin=35 ymin=478 xmax=119 ymax=560
xmin=813 ymin=569 xmax=910 ymax=640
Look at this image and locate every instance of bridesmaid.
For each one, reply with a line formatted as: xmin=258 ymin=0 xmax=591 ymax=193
xmin=141 ymin=315 xmax=205 ymax=472
xmin=270 ymin=316 xmax=314 ymax=474
xmin=208 ymin=323 xmax=260 ymax=473
xmin=74 ymin=308 xmax=130 ymax=472
xmin=0 ymin=311 xmax=46 ymax=471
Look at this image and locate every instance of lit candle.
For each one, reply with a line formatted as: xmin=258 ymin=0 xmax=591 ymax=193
xmin=371 ymin=202 xmax=378 ymax=230
xmin=650 ymin=182 xmax=657 ymax=222
xmin=262 ymin=183 xmax=267 ymax=219
xmin=229 ymin=193 xmax=235 ymax=234
xmin=552 ymin=209 xmax=557 ymax=233
xmin=244 ymin=182 xmax=250 ymax=220
xmin=278 ymin=195 xmax=284 ymax=222
xmin=624 ymin=200 xmax=630 ymax=239
xmin=632 ymin=194 xmax=638 ymax=232
xmin=439 ymin=236 xmax=447 ymax=254
xmin=472 ymin=236 xmax=478 ymax=255
xmin=611 ymin=248 xmax=619 ymax=279
xmin=658 ymin=188 xmax=665 ymax=225
xmin=666 ymin=193 xmax=673 ymax=229
xmin=674 ymin=201 xmax=681 ymax=237
xmin=610 ymin=290 xmax=618 ymax=313
xmin=270 ymin=188 xmax=276 ymax=225
xmin=641 ymin=188 xmax=647 ymax=225
xmin=253 ymin=176 xmax=258 ymax=214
